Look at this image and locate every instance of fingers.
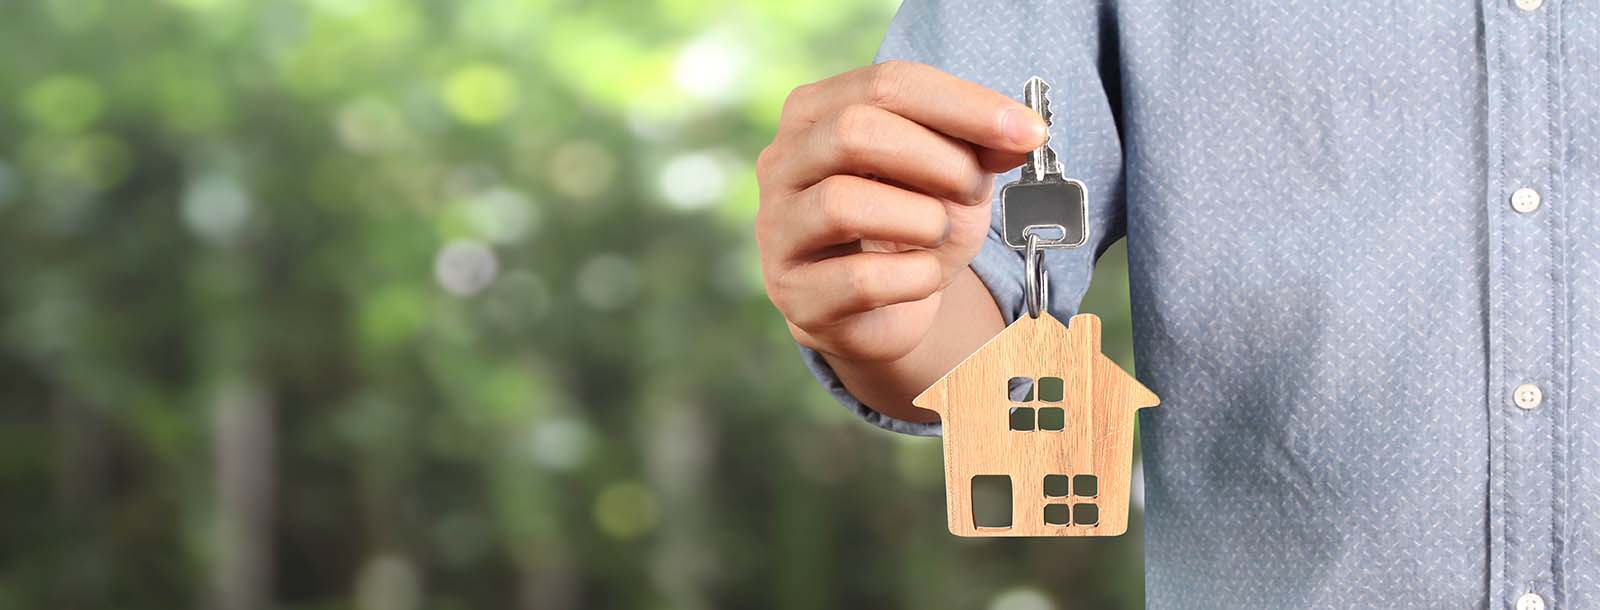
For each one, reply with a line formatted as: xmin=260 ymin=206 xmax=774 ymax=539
xmin=770 ymin=251 xmax=943 ymax=329
xmin=764 ymin=175 xmax=951 ymax=261
xmin=976 ymin=148 xmax=1031 ymax=175
xmin=766 ymin=103 xmax=990 ymax=204
xmin=780 ymin=60 xmax=1048 ymax=155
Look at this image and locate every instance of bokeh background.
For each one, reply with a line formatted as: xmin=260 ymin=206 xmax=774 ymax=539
xmin=0 ymin=0 xmax=1144 ymax=608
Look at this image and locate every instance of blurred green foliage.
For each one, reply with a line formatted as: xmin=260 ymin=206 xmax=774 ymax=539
xmin=0 ymin=0 xmax=1140 ymax=609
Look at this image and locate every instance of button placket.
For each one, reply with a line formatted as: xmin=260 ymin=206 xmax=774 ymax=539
xmin=1485 ymin=0 xmax=1563 ymax=603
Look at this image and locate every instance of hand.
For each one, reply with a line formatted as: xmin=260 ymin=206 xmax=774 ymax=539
xmin=755 ymin=61 xmax=1048 ymax=363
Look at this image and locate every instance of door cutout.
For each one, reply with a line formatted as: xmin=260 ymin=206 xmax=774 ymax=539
xmin=971 ymin=475 xmax=1012 ymax=528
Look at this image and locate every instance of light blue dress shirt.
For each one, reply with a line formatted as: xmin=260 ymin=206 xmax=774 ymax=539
xmin=799 ymin=1 xmax=1600 ymax=607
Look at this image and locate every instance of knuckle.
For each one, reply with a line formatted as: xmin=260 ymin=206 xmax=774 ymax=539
xmin=766 ymin=269 xmax=807 ymax=322
xmin=754 ymin=143 xmax=780 ymax=180
xmin=938 ymin=140 xmax=982 ymax=197
xmin=921 ymin=205 xmax=952 ymax=246
xmin=812 ymin=176 xmax=858 ymax=230
xmin=830 ymin=104 xmax=880 ymax=163
xmin=840 ymin=259 xmax=882 ymax=309
xmin=789 ymin=324 xmax=827 ymax=352
xmin=753 ymin=205 xmax=777 ymax=242
xmin=912 ymin=253 xmax=944 ymax=295
xmin=865 ymin=61 xmax=914 ymax=108
xmin=954 ymin=142 xmax=981 ymax=175
xmin=781 ymin=83 xmax=816 ymax=120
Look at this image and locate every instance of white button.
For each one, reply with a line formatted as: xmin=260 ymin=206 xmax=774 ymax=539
xmin=1514 ymin=384 xmax=1544 ymax=410
xmin=1511 ymin=187 xmax=1542 ymax=213
xmin=1517 ymin=0 xmax=1544 ymax=11
xmin=1516 ymin=592 xmax=1546 ymax=610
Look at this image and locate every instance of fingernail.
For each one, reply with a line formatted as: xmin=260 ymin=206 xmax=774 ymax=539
xmin=1003 ymin=107 xmax=1047 ymax=147
xmin=970 ymin=172 xmax=996 ymax=204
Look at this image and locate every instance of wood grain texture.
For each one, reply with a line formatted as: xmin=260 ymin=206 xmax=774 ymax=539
xmin=913 ymin=313 xmax=1159 ymax=537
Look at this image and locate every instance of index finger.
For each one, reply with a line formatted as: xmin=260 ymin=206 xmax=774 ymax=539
xmin=783 ymin=60 xmax=1049 ymax=155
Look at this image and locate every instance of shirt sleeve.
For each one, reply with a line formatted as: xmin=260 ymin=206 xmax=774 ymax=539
xmin=796 ymin=0 xmax=1128 ymax=436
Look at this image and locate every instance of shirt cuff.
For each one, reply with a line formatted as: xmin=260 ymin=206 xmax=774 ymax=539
xmin=795 ymin=232 xmax=1026 ymax=437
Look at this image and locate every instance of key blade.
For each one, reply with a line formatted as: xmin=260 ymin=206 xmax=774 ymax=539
xmin=1022 ymin=76 xmax=1056 ymax=182
xmin=1024 ymin=76 xmax=1051 ymax=122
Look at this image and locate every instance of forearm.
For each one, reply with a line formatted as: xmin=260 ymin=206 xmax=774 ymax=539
xmin=821 ymin=266 xmax=1005 ymax=423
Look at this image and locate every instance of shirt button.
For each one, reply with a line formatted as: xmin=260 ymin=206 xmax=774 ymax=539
xmin=1514 ymin=384 xmax=1544 ymax=410
xmin=1516 ymin=0 xmax=1544 ymax=11
xmin=1511 ymin=187 xmax=1542 ymax=213
xmin=1516 ymin=592 xmax=1547 ymax=610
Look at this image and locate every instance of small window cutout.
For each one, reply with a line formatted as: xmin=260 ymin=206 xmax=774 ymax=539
xmin=1037 ymin=407 xmax=1065 ymax=431
xmin=1037 ymin=376 xmax=1064 ymax=402
xmin=1009 ymin=407 xmax=1035 ymax=431
xmin=972 ymin=475 xmax=1012 ymax=528
xmin=1008 ymin=376 xmax=1034 ymax=402
xmin=1044 ymin=503 xmax=1071 ymax=526
xmin=1044 ymin=475 xmax=1070 ymax=497
xmin=1073 ymin=503 xmax=1099 ymax=526
xmin=1072 ymin=475 xmax=1098 ymax=497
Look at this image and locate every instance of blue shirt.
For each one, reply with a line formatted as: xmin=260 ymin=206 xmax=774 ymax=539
xmin=799 ymin=1 xmax=1600 ymax=607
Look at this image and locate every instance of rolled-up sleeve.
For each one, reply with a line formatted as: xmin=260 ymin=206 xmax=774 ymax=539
xmin=796 ymin=0 xmax=1128 ymax=436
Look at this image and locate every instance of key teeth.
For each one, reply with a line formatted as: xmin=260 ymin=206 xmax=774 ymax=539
xmin=1024 ymin=76 xmax=1053 ymax=127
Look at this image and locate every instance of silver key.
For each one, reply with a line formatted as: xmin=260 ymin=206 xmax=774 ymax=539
xmin=1000 ymin=77 xmax=1088 ymax=250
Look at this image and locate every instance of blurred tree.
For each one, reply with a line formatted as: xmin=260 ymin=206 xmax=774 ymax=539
xmin=0 ymin=1 xmax=1142 ymax=609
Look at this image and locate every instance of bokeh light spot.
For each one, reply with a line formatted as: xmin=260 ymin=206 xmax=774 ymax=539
xmin=656 ymin=150 xmax=726 ymax=211
xmin=23 ymin=75 xmax=104 ymax=132
xmin=524 ymin=417 xmax=593 ymax=472
xmin=672 ymin=32 xmax=748 ymax=104
xmin=361 ymin=284 xmax=429 ymax=348
xmin=547 ymin=139 xmax=615 ymax=200
xmin=336 ymin=96 xmax=409 ymax=153
xmin=443 ymin=63 xmax=520 ymax=125
xmin=308 ymin=0 xmax=373 ymax=17
xmin=576 ymin=253 xmax=640 ymax=311
xmin=464 ymin=188 xmax=538 ymax=244
xmin=434 ymin=240 xmax=499 ymax=297
xmin=28 ymin=132 xmax=133 ymax=191
xmin=181 ymin=173 xmax=254 ymax=245
xmin=353 ymin=554 xmax=420 ymax=610
xmin=989 ymin=587 xmax=1057 ymax=610
xmin=593 ymin=482 xmax=659 ymax=540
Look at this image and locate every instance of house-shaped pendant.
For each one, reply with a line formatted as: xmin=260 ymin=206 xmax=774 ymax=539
xmin=912 ymin=312 xmax=1159 ymax=537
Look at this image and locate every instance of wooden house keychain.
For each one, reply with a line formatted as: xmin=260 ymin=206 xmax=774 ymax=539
xmin=912 ymin=77 xmax=1160 ymax=537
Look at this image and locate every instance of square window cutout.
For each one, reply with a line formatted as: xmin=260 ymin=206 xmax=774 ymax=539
xmin=1009 ymin=407 xmax=1034 ymax=431
xmin=1037 ymin=407 xmax=1064 ymax=430
xmin=1072 ymin=503 xmax=1099 ymax=526
xmin=1044 ymin=475 xmax=1070 ymax=497
xmin=1072 ymin=475 xmax=1098 ymax=497
xmin=1008 ymin=376 xmax=1034 ymax=402
xmin=1037 ymin=377 xmax=1064 ymax=402
xmin=1044 ymin=503 xmax=1071 ymax=526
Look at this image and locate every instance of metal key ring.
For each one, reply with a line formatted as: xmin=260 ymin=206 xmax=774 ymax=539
xmin=1024 ymin=232 xmax=1049 ymax=319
